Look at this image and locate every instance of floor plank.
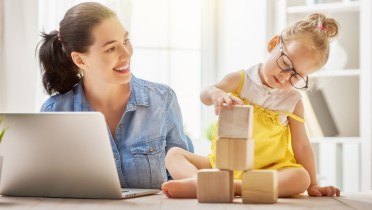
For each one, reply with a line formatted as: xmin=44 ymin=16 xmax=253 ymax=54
xmin=0 ymin=192 xmax=371 ymax=209
xmin=334 ymin=192 xmax=372 ymax=210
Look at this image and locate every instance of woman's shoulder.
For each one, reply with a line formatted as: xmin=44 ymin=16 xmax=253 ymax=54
xmin=132 ymin=76 xmax=176 ymax=98
xmin=40 ymin=87 xmax=77 ymax=111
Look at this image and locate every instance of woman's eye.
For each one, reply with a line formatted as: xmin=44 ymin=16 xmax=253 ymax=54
xmin=106 ymin=47 xmax=115 ymax=53
xmin=123 ymin=38 xmax=130 ymax=44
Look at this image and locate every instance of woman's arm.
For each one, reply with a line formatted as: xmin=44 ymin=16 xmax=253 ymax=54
xmin=165 ymin=88 xmax=193 ymax=152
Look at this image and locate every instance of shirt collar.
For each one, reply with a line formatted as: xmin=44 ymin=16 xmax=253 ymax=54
xmin=73 ymin=75 xmax=149 ymax=112
xmin=73 ymin=81 xmax=92 ymax=111
xmin=127 ymin=75 xmax=149 ymax=111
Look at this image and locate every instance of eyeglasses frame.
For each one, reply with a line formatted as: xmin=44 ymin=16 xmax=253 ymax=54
xmin=276 ymin=35 xmax=309 ymax=89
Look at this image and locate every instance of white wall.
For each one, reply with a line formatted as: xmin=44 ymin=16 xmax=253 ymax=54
xmin=203 ymin=0 xmax=268 ymax=127
xmin=197 ymin=0 xmax=268 ymax=155
xmin=0 ymin=0 xmax=5 ymax=111
xmin=216 ymin=0 xmax=267 ymax=80
xmin=1 ymin=0 xmax=39 ymax=112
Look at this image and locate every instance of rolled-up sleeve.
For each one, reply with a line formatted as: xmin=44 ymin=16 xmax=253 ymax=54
xmin=165 ymin=89 xmax=194 ymax=153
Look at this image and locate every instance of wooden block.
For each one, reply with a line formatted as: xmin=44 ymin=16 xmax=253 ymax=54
xmin=242 ymin=170 xmax=278 ymax=204
xmin=218 ymin=105 xmax=253 ymax=139
xmin=215 ymin=138 xmax=254 ymax=171
xmin=197 ymin=169 xmax=234 ymax=203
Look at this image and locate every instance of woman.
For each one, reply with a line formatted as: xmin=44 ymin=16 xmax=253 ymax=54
xmin=38 ymin=2 xmax=193 ymax=189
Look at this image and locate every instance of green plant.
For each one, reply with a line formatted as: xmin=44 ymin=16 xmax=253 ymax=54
xmin=204 ymin=122 xmax=217 ymax=141
xmin=0 ymin=116 xmax=10 ymax=143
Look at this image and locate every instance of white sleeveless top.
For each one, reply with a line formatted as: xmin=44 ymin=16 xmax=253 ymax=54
xmin=239 ymin=64 xmax=302 ymax=125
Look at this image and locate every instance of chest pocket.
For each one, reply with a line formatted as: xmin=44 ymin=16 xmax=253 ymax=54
xmin=129 ymin=137 xmax=166 ymax=188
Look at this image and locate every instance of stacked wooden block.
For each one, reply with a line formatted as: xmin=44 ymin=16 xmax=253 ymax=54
xmin=197 ymin=105 xmax=278 ymax=204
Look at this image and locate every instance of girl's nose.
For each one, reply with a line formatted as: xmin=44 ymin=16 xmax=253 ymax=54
xmin=280 ymin=71 xmax=292 ymax=81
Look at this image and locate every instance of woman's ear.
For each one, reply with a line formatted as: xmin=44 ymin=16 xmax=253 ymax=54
xmin=267 ymin=35 xmax=280 ymax=52
xmin=71 ymin=52 xmax=86 ymax=69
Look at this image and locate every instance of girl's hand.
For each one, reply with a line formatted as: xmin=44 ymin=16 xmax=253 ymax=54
xmin=213 ymin=92 xmax=243 ymax=115
xmin=307 ymin=184 xmax=340 ymax=197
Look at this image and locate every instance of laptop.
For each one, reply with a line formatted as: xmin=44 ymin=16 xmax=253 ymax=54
xmin=0 ymin=112 xmax=160 ymax=199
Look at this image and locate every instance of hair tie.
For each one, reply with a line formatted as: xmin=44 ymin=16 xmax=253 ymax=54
xmin=317 ymin=21 xmax=327 ymax=32
xmin=319 ymin=24 xmax=327 ymax=31
xmin=57 ymin=33 xmax=62 ymax=42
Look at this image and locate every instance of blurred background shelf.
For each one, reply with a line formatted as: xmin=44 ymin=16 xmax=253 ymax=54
xmin=287 ymin=1 xmax=360 ymax=14
xmin=310 ymin=69 xmax=359 ymax=77
xmin=270 ymin=0 xmax=371 ymax=192
xmin=310 ymin=137 xmax=361 ymax=144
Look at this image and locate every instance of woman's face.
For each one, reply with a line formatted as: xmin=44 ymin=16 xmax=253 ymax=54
xmin=81 ymin=16 xmax=133 ymax=86
xmin=260 ymin=36 xmax=319 ymax=90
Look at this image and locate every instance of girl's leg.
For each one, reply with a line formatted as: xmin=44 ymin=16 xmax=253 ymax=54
xmin=165 ymin=147 xmax=212 ymax=179
xmin=162 ymin=147 xmax=212 ymax=198
xmin=278 ymin=167 xmax=311 ymax=197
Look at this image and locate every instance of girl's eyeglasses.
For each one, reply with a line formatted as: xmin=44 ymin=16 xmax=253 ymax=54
xmin=276 ymin=35 xmax=308 ymax=89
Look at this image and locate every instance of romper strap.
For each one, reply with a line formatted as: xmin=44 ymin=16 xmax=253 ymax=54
xmin=235 ymin=70 xmax=245 ymax=95
xmin=231 ymin=69 xmax=304 ymax=123
xmin=280 ymin=111 xmax=305 ymax=123
xmin=230 ymin=69 xmax=249 ymax=104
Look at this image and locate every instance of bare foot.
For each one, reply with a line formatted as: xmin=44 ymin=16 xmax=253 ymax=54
xmin=161 ymin=178 xmax=197 ymax=198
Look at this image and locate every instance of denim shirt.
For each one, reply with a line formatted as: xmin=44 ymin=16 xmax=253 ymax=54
xmin=40 ymin=75 xmax=193 ymax=189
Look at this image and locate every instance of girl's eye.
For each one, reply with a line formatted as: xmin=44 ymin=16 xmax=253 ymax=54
xmin=283 ymin=60 xmax=291 ymax=68
xmin=292 ymin=73 xmax=300 ymax=80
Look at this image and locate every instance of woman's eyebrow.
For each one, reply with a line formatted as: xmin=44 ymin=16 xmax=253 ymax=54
xmin=102 ymin=40 xmax=116 ymax=48
xmin=102 ymin=32 xmax=129 ymax=48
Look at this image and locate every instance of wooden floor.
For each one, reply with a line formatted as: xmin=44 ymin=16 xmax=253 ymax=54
xmin=0 ymin=192 xmax=371 ymax=210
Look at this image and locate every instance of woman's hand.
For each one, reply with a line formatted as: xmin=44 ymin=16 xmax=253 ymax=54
xmin=213 ymin=92 xmax=243 ymax=115
xmin=307 ymin=184 xmax=340 ymax=197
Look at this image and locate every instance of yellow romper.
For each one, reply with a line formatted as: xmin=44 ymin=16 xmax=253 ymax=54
xmin=208 ymin=69 xmax=304 ymax=179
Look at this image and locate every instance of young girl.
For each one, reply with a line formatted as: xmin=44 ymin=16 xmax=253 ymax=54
xmin=162 ymin=13 xmax=341 ymax=198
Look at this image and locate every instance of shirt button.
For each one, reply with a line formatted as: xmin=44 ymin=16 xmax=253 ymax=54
xmin=149 ymin=148 xmax=154 ymax=152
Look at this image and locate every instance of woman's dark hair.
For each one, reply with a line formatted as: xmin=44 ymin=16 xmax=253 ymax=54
xmin=38 ymin=2 xmax=116 ymax=95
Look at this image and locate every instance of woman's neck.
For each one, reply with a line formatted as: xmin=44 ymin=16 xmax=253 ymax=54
xmin=83 ymin=80 xmax=130 ymax=112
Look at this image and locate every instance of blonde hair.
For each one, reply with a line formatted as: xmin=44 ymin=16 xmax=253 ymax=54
xmin=281 ymin=13 xmax=340 ymax=67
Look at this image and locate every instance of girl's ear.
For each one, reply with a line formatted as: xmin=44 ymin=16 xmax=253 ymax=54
xmin=267 ymin=35 xmax=280 ymax=52
xmin=71 ymin=52 xmax=86 ymax=69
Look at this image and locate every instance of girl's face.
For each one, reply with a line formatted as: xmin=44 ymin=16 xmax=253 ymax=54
xmin=260 ymin=36 xmax=320 ymax=90
xmin=80 ymin=16 xmax=133 ymax=86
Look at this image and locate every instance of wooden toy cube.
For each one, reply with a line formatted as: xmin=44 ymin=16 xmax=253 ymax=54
xmin=197 ymin=169 xmax=234 ymax=203
xmin=215 ymin=138 xmax=254 ymax=171
xmin=218 ymin=105 xmax=253 ymax=139
xmin=242 ymin=170 xmax=278 ymax=204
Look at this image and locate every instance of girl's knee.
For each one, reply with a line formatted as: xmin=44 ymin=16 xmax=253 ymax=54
xmin=167 ymin=147 xmax=186 ymax=157
xmin=279 ymin=167 xmax=311 ymax=196
xmin=296 ymin=168 xmax=311 ymax=192
xmin=165 ymin=147 xmax=187 ymax=164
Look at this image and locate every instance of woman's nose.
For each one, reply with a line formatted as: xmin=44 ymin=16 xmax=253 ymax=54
xmin=119 ymin=45 xmax=131 ymax=58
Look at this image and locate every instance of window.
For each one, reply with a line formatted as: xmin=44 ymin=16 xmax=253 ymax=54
xmin=126 ymin=0 xmax=202 ymax=140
